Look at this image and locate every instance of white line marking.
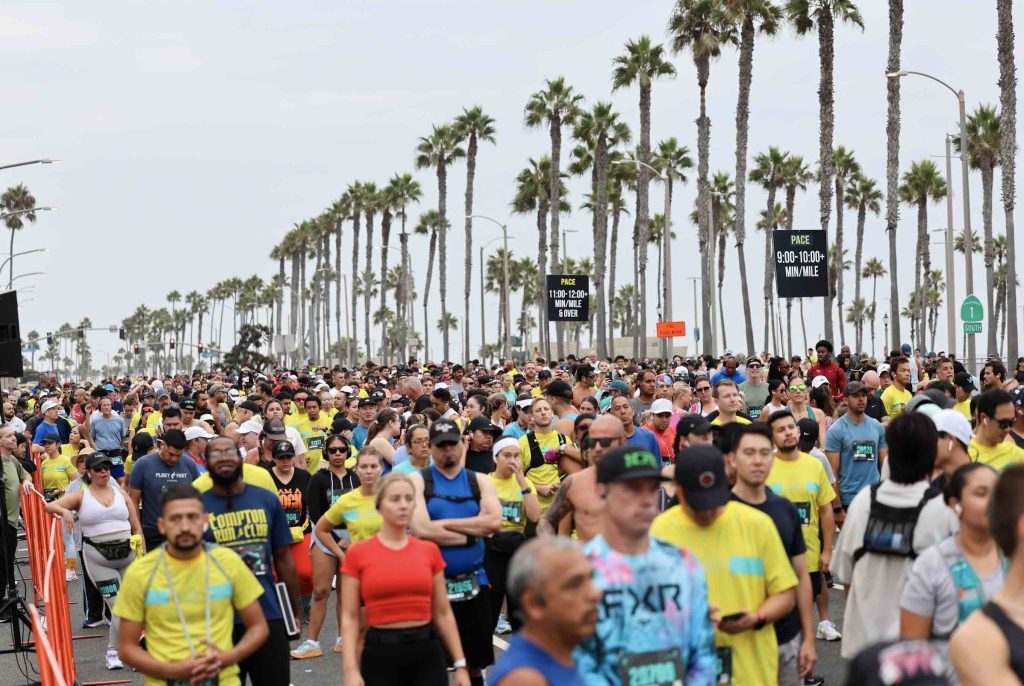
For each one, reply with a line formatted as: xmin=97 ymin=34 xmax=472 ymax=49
xmin=492 ymin=635 xmax=510 ymax=652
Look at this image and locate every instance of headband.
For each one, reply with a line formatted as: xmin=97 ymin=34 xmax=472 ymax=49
xmin=492 ymin=436 xmax=519 ymax=457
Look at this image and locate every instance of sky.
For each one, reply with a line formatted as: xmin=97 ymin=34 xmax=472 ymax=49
xmin=3 ymin=0 xmax=1022 ymax=369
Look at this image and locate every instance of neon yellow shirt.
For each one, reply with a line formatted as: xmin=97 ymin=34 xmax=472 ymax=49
xmin=766 ymin=452 xmax=836 ymax=572
xmin=193 ymin=464 xmax=277 ymax=494
xmin=322 ymin=487 xmax=381 ymax=544
xmin=294 ymin=414 xmax=330 ymax=473
xmin=651 ymin=502 xmax=797 ymax=686
xmin=954 ymin=399 xmax=972 ymax=421
xmin=711 ymin=415 xmax=752 ymax=427
xmin=969 ymin=438 xmax=1024 ymax=471
xmin=517 ymin=429 xmax=566 ymax=512
xmin=40 ymin=455 xmax=76 ymax=492
xmin=113 ymin=546 xmax=264 ymax=686
xmin=489 ymin=473 xmax=527 ymax=531
xmin=881 ymin=386 xmax=912 ymax=418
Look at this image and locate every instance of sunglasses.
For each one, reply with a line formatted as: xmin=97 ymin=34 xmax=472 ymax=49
xmin=747 ymin=364 xmax=761 ymax=370
xmin=788 ymin=384 xmax=808 ymax=392
xmin=696 ymin=387 xmax=711 ymax=393
xmin=327 ymin=446 xmax=348 ymax=454
xmin=582 ymin=436 xmax=617 ymax=449
xmin=207 ymin=448 xmax=240 ymax=460
xmin=996 ymin=418 xmax=1014 ymax=429
xmin=90 ymin=464 xmax=111 ymax=473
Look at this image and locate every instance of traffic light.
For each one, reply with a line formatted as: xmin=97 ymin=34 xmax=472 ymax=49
xmin=169 ymin=338 xmax=176 ymax=350
xmin=119 ymin=328 xmax=126 ymax=340
xmin=133 ymin=343 xmax=140 ymax=355
xmin=47 ymin=333 xmax=53 ymax=346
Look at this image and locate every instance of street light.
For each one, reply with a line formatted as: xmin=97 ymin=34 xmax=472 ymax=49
xmin=8 ymin=271 xmax=44 ymax=284
xmin=480 ymin=235 xmax=505 ymax=358
xmin=467 ymin=214 xmax=512 ymax=360
xmin=0 ymin=248 xmax=49 ymax=286
xmin=887 ymin=69 xmax=972 ymax=368
xmin=0 ymin=159 xmax=58 ymax=172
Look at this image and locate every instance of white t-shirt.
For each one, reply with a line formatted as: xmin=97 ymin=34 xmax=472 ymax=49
xmin=832 ymin=479 xmax=959 ymax=658
xmin=5 ymin=416 xmax=25 ymax=435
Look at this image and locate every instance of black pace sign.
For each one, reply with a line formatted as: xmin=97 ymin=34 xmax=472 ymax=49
xmin=774 ymin=230 xmax=829 ymax=298
xmin=546 ymin=274 xmax=590 ymax=322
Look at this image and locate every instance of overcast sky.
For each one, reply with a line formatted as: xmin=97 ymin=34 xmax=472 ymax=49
xmin=3 ymin=0 xmax=1021 ymax=368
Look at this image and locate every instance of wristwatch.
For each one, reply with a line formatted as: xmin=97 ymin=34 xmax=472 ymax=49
xmin=452 ymin=659 xmax=468 ymax=669
xmin=753 ymin=610 xmax=767 ymax=631
xmin=521 ymin=487 xmax=533 ymax=495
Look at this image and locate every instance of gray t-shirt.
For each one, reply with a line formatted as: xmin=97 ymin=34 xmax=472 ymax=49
xmin=738 ymin=380 xmax=770 ymax=418
xmin=630 ymin=398 xmax=653 ymax=425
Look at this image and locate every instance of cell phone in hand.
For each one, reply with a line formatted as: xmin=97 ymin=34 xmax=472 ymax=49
xmin=719 ymin=612 xmax=746 ymax=624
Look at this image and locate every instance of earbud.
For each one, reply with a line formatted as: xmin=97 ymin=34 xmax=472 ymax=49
xmin=202 ymin=521 xmax=209 ymax=533
xmin=948 ymin=440 xmax=954 ymax=454
xmin=954 ymin=504 xmax=963 ymax=516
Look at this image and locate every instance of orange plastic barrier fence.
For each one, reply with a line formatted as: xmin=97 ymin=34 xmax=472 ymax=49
xmin=20 ymin=486 xmax=77 ymax=686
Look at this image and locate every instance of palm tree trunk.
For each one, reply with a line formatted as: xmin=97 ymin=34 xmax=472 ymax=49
xmin=464 ymin=134 xmax=477 ymax=364
xmin=636 ymin=83 xmax=653 ymax=360
xmin=716 ymin=208 xmax=728 ymax=349
xmin=549 ymin=119 xmax=565 ymax=361
xmin=800 ymin=299 xmax=808 ymax=356
xmin=594 ymin=136 xmax=610 ymax=359
xmin=398 ymin=224 xmax=410 ymax=360
xmin=981 ymin=165 xmax=997 ymax=355
xmin=835 ymin=177 xmax=847 ymax=345
xmin=423 ymin=229 xmax=437 ymax=361
xmin=786 ymin=299 xmax=793 ymax=358
xmin=885 ymin=0 xmax=904 ymax=350
xmin=335 ymin=218 xmax=343 ymax=361
xmin=322 ymin=231 xmax=331 ymax=359
xmin=608 ymin=203 xmax=621 ymax=357
xmin=734 ymin=15 xmax=757 ymax=355
xmin=695 ymin=57 xmax=713 ymax=355
xmin=998 ymin=0 xmax=1018 ymax=363
xmin=914 ymin=198 xmax=925 ymax=347
xmin=380 ymin=211 xmax=392 ymax=364
xmin=437 ymin=165 xmax=450 ymax=362
xmin=763 ymin=188 xmax=778 ymax=351
xmin=351 ymin=214 xmax=361 ymax=362
xmin=363 ymin=210 xmax=375 ymax=360
xmin=536 ymin=199 xmax=550 ymax=361
xmin=818 ymin=10 xmax=836 ymax=342
xmin=854 ymin=202 xmax=866 ymax=352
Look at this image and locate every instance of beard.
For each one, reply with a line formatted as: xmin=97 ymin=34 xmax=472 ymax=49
xmin=171 ymin=532 xmax=200 ymax=552
xmin=209 ymin=463 xmax=243 ymax=487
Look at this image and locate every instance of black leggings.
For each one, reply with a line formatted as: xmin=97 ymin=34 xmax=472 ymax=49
xmin=233 ymin=618 xmax=290 ymax=686
xmin=484 ymin=536 xmax=524 ymax=633
xmin=361 ymin=626 xmax=447 ymax=686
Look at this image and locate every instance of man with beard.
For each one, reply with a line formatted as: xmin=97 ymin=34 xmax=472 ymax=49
xmin=114 ymin=484 xmax=269 ymax=686
xmin=201 ymin=436 xmax=303 ymax=686
xmin=128 ymin=429 xmax=201 ymax=551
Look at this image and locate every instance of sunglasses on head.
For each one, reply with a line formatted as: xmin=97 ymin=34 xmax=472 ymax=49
xmin=788 ymin=384 xmax=807 ymax=392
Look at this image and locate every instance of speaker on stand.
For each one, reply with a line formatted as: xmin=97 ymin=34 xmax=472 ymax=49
xmin=0 ymin=290 xmax=24 ymax=379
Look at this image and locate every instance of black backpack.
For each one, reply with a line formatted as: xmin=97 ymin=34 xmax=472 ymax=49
xmin=420 ymin=467 xmax=481 ymax=503
xmin=852 ymin=483 xmax=941 ymax=563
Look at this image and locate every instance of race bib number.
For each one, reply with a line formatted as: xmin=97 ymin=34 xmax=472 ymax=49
xmin=108 ymin=454 xmax=124 ymax=467
xmin=446 ymin=573 xmax=480 ymax=602
xmin=852 ymin=440 xmax=876 ymax=462
xmin=96 ymin=578 xmax=120 ymax=598
xmin=286 ymin=510 xmax=299 ymax=525
xmin=795 ymin=501 xmax=811 ymax=527
xmin=618 ymin=648 xmax=684 ymax=686
xmin=748 ymin=407 xmax=762 ymax=420
xmin=307 ymin=435 xmax=325 ymax=451
xmin=715 ymin=647 xmax=732 ymax=684
xmin=500 ymin=499 xmax=524 ymax=525
xmin=235 ymin=542 xmax=269 ymax=576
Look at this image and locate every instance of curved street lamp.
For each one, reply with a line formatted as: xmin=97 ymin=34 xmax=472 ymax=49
xmin=468 ymin=214 xmax=512 ymax=360
xmin=0 ymin=159 xmax=58 ymax=172
xmin=0 ymin=248 xmax=50 ymax=286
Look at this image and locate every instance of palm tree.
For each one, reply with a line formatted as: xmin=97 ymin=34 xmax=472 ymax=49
xmin=757 ymin=202 xmax=790 ymax=352
xmin=485 ymin=248 xmax=516 ymax=346
xmin=844 ymin=173 xmax=882 ymax=352
xmin=862 ymin=257 xmax=887 ymax=356
xmin=330 ymin=191 xmax=352 ymax=358
xmin=414 ymin=210 xmax=448 ymax=362
xmin=898 ymin=160 xmax=947 ymax=347
xmin=416 ymin=124 xmax=466 ymax=362
xmin=708 ymin=172 xmax=735 ymax=349
xmin=525 ymin=77 xmax=584 ymax=359
xmin=831 ymin=145 xmax=861 ymax=344
xmin=782 ymin=156 xmax=814 ymax=231
xmin=997 ymin=0 xmax=1018 ymax=362
xmin=786 ymin=0 xmax=864 ymax=341
xmin=436 ymin=313 xmax=458 ymax=337
xmin=388 ymin=173 xmax=422 ymax=360
xmin=346 ymin=182 xmax=366 ymax=362
xmin=954 ymin=105 xmax=1001 ymax=356
xmin=377 ymin=185 xmax=397 ymax=363
xmin=670 ymin=0 xmax=736 ymax=354
xmin=357 ymin=183 xmax=380 ymax=360
xmin=573 ymin=102 xmax=631 ymax=358
xmin=749 ymin=146 xmax=789 ymax=350
xmin=454 ymin=106 xmax=497 ymax=362
xmin=846 ymin=298 xmax=869 ymax=354
xmin=651 ymin=136 xmax=693 ymax=343
xmin=607 ymin=157 xmax=633 ymax=355
xmin=993 ymin=234 xmax=1007 ymax=349
xmin=884 ymin=0 xmax=904 ymax=350
xmin=1 ymin=184 xmax=37 ymax=287
xmin=612 ymin=36 xmax=676 ymax=359
xmin=728 ymin=0 xmax=780 ymax=355
xmin=511 ymin=257 xmax=540 ymax=349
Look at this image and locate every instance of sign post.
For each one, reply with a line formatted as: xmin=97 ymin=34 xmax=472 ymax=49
xmin=774 ymin=230 xmax=830 ymax=298
xmin=546 ymin=275 xmax=589 ymax=322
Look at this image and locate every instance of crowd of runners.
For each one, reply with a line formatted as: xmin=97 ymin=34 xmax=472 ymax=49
xmin=2 ymin=341 xmax=1024 ymax=685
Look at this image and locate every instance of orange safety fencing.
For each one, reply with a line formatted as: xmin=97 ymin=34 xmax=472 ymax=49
xmin=28 ymin=603 xmax=68 ymax=686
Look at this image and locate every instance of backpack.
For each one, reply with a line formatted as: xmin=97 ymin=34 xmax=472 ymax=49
xmin=525 ymin=431 xmax=567 ymax=472
xmin=420 ymin=466 xmax=481 ymax=503
xmin=852 ymin=483 xmax=940 ymax=563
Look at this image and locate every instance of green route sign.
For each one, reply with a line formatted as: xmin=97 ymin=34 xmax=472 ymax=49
xmin=964 ymin=322 xmax=983 ymax=334
xmin=961 ymin=294 xmax=984 ymax=323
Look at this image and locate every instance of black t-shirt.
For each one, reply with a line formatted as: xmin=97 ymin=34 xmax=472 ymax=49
xmin=865 ymin=395 xmax=886 ymax=422
xmin=269 ymin=467 xmax=312 ymax=534
xmin=413 ymin=395 xmax=433 ymax=414
xmin=731 ymin=490 xmax=806 ymax=644
xmin=304 ymin=469 xmax=360 ymax=525
xmin=464 ymin=449 xmax=495 ymax=474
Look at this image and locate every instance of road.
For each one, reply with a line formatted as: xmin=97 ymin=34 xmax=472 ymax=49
xmin=3 ymin=540 xmax=851 ymax=686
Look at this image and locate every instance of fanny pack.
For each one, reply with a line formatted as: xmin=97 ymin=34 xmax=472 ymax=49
xmin=84 ymin=536 xmax=132 ymax=561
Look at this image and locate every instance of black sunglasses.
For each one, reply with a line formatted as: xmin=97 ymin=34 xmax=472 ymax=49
xmin=327 ymin=446 xmax=347 ymax=454
xmin=996 ymin=418 xmax=1014 ymax=429
xmin=582 ymin=436 xmax=617 ymax=449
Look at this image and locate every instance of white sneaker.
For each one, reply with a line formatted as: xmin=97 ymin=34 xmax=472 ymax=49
xmin=495 ymin=613 xmax=512 ymax=635
xmin=816 ymin=620 xmax=842 ymax=641
xmin=333 ymin=637 xmax=343 ymax=654
xmin=105 ymin=650 xmax=124 ymax=670
xmin=290 ymin=639 xmax=323 ymax=659
xmin=65 ymin=569 xmax=78 ymax=582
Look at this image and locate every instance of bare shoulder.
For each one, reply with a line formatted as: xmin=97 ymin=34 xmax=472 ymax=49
xmin=949 ymin=610 xmax=1015 ymax=685
xmin=495 ymin=667 xmax=550 ymax=686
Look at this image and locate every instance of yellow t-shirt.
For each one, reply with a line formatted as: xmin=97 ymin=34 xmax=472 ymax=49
xmin=193 ymin=464 xmax=277 ymax=494
xmin=651 ymin=502 xmax=797 ymax=686
xmin=489 ymin=473 xmax=527 ymax=531
xmin=517 ymin=429 xmax=566 ymax=512
xmin=880 ymin=386 xmax=912 ymax=418
xmin=113 ymin=546 xmax=264 ymax=686
xmin=766 ymin=452 xmax=836 ymax=572
xmin=954 ymin=399 xmax=972 ymax=421
xmin=322 ymin=487 xmax=381 ymax=544
xmin=130 ymin=411 xmax=162 ymax=432
xmin=40 ymin=455 xmax=76 ymax=492
xmin=969 ymin=438 xmax=1024 ymax=471
xmin=711 ymin=415 xmax=753 ymax=427
xmin=294 ymin=414 xmax=330 ymax=473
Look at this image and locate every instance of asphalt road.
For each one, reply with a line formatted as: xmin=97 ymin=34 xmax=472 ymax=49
xmin=3 ymin=539 xmax=851 ymax=686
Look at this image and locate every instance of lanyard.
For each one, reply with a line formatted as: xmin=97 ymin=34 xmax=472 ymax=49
xmin=159 ymin=548 xmax=212 ymax=656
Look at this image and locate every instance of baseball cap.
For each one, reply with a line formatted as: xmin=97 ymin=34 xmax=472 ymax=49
xmin=39 ymin=433 xmax=59 ymax=444
xmin=797 ymin=417 xmax=819 ymax=453
xmin=676 ymin=413 xmax=712 ymax=437
xmin=466 ymin=416 xmax=502 ymax=436
xmin=429 ymin=419 xmax=461 ymax=446
xmin=131 ymin=432 xmax=155 ymax=454
xmin=179 ymin=398 xmax=197 ymax=410
xmin=651 ymin=398 xmax=673 ymax=415
xmin=900 ymin=343 xmax=913 ymax=356
xmin=271 ymin=440 xmax=296 ymax=459
xmin=208 ymin=384 xmax=226 ymax=395
xmin=102 ymin=383 xmax=116 ymax=392
xmin=673 ymin=444 xmax=730 ymax=510
xmin=933 ymin=409 xmax=974 ymax=448
xmin=845 ymin=381 xmax=869 ymax=397
xmin=544 ymin=379 xmax=574 ymax=402
xmin=597 ymin=446 xmax=668 ymax=484
xmin=85 ymin=453 xmax=114 ymax=470
xmin=953 ymin=372 xmax=977 ymax=392
xmin=235 ymin=419 xmax=263 ymax=435
xmin=845 ymin=640 xmax=949 ymax=686
xmin=810 ymin=375 xmax=830 ymax=390
xmin=237 ymin=400 xmax=261 ymax=415
xmin=515 ymin=393 xmax=534 ymax=409
xmin=184 ymin=426 xmax=215 ymax=441
xmin=357 ymin=397 xmax=376 ymax=408
xmin=340 ymin=385 xmax=354 ymax=394
xmin=878 ymin=363 xmax=892 ymax=375
xmin=538 ymin=369 xmax=553 ymax=379
xmin=40 ymin=399 xmax=60 ymax=413
xmin=608 ymin=379 xmax=630 ymax=395
xmin=332 ymin=417 xmax=356 ymax=433
xmin=1012 ymin=387 xmax=1024 ymax=407
xmin=264 ymin=418 xmax=288 ymax=441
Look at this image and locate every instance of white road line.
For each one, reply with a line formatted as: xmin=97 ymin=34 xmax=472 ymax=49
xmin=492 ymin=635 xmax=510 ymax=652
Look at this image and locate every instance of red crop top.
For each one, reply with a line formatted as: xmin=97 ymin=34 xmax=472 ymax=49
xmin=340 ymin=535 xmax=446 ymax=625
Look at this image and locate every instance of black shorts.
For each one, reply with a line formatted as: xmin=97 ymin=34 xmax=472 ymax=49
xmin=449 ymin=589 xmax=494 ymax=669
xmin=233 ymin=618 xmax=290 ymax=686
xmin=810 ymin=571 xmax=822 ymax=597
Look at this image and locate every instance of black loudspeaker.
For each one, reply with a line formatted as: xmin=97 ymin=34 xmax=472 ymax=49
xmin=0 ymin=290 xmax=24 ymax=378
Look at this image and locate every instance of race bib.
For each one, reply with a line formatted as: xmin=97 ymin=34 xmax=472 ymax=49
xmin=446 ymin=573 xmax=480 ymax=602
xmin=794 ymin=501 xmax=811 ymax=527
xmin=500 ymin=499 xmax=524 ymax=525
xmin=748 ymin=407 xmax=762 ymax=420
xmin=307 ymin=435 xmax=325 ymax=451
xmin=715 ymin=647 xmax=732 ymax=684
xmin=108 ymin=454 xmax=124 ymax=467
xmin=618 ymin=648 xmax=684 ymax=686
xmin=286 ymin=510 xmax=299 ymax=525
xmin=169 ymin=679 xmax=217 ymax=686
xmin=852 ymin=440 xmax=876 ymax=463
xmin=96 ymin=578 xmax=120 ymax=598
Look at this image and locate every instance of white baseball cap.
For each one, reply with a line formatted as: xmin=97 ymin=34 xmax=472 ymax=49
xmin=651 ymin=398 xmax=674 ymax=415
xmin=41 ymin=399 xmax=60 ymax=413
xmin=340 ymin=386 xmax=354 ymax=394
xmin=811 ymin=375 xmax=830 ymax=390
xmin=184 ymin=426 xmax=216 ymax=441
xmin=933 ymin=409 xmax=974 ymax=448
xmin=235 ymin=419 xmax=263 ymax=435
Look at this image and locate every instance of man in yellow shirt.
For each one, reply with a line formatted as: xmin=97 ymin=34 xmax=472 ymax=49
xmin=953 ymin=372 xmax=977 ymax=421
xmin=294 ymin=396 xmax=330 ymax=471
xmin=969 ymin=389 xmax=1024 ymax=470
xmin=881 ymin=358 xmax=913 ymax=418
xmin=651 ymin=444 xmax=797 ymax=685
xmin=710 ymin=379 xmax=753 ymax=427
xmin=114 ymin=484 xmax=268 ymax=686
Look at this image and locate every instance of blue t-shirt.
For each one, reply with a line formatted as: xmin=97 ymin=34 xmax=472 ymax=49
xmin=352 ymin=424 xmax=368 ymax=451
xmin=710 ymin=369 xmax=747 ymax=386
xmin=33 ymin=418 xmax=72 ymax=446
xmin=626 ymin=427 xmax=664 ymax=466
xmin=493 ymin=634 xmax=587 ymax=686
xmin=824 ymin=413 xmax=887 ymax=507
xmin=392 ymin=444 xmax=411 ymax=466
xmin=575 ymin=535 xmax=718 ymax=686
xmin=91 ymin=415 xmax=125 ymax=452
xmin=502 ymin=423 xmax=529 ymax=440
xmin=202 ymin=484 xmax=292 ymax=622
xmin=128 ymin=454 xmax=201 ymax=530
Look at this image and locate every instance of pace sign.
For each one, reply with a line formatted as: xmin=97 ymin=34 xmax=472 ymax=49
xmin=774 ymin=230 xmax=830 ymax=298
xmin=546 ymin=274 xmax=589 ymax=322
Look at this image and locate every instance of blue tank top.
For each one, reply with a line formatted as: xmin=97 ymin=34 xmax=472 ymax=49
xmin=424 ymin=465 xmax=487 ymax=583
xmin=492 ymin=635 xmax=586 ymax=686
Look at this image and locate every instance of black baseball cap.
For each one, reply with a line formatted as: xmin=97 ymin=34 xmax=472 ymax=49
xmin=538 ymin=369 xmax=553 ymax=379
xmin=544 ymin=379 xmax=574 ymax=402
xmin=429 ymin=419 xmax=461 ymax=446
xmin=596 ymin=446 xmax=667 ymax=484
xmin=179 ymin=398 xmax=197 ymax=410
xmin=131 ymin=432 xmax=155 ymax=454
xmin=797 ymin=417 xmax=819 ymax=453
xmin=357 ymin=397 xmax=376 ymax=408
xmin=673 ymin=444 xmax=730 ymax=510
xmin=85 ymin=453 xmax=114 ymax=470
xmin=466 ymin=416 xmax=502 ymax=436
xmin=271 ymin=440 xmax=296 ymax=459
xmin=953 ymin=372 xmax=976 ymax=391
xmin=676 ymin=413 xmax=712 ymax=437
xmin=844 ymin=381 xmax=869 ymax=397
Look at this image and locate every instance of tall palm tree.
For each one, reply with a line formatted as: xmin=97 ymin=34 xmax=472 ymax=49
xmin=997 ymin=0 xmax=1017 ymax=362
xmin=844 ymin=173 xmax=882 ymax=352
xmin=899 ymin=160 xmax=947 ymax=347
xmin=612 ymin=36 xmax=676 ymax=359
xmin=346 ymin=181 xmax=366 ymax=362
xmin=525 ymin=77 xmax=584 ymax=359
xmin=709 ymin=172 xmax=736 ymax=348
xmin=330 ymin=192 xmax=352 ymax=359
xmin=485 ymin=248 xmax=516 ymax=346
xmin=454 ymin=106 xmax=497 ymax=362
xmin=728 ymin=0 xmax=780 ymax=355
xmin=377 ymin=185 xmax=398 ymax=362
xmin=573 ymin=102 xmax=631 ymax=358
xmin=1 ymin=184 xmax=37 ymax=287
xmin=414 ymin=210 xmax=448 ymax=362
xmin=782 ymin=155 xmax=814 ymax=230
xmin=606 ymin=157 xmax=633 ymax=355
xmin=757 ymin=202 xmax=790 ymax=351
xmin=883 ymin=0 xmax=904 ymax=350
xmin=669 ymin=0 xmax=736 ymax=354
xmin=749 ymin=146 xmax=789 ymax=351
xmin=993 ymin=234 xmax=1008 ymax=347
xmin=416 ymin=124 xmax=466 ymax=362
xmin=831 ymin=145 xmax=861 ymax=344
xmin=954 ymin=105 xmax=1001 ymax=356
xmin=651 ymin=136 xmax=693 ymax=344
xmin=863 ymin=257 xmax=888 ymax=354
xmin=389 ymin=173 xmax=422 ymax=360
xmin=359 ymin=183 xmax=381 ymax=360
xmin=786 ymin=0 xmax=864 ymax=341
